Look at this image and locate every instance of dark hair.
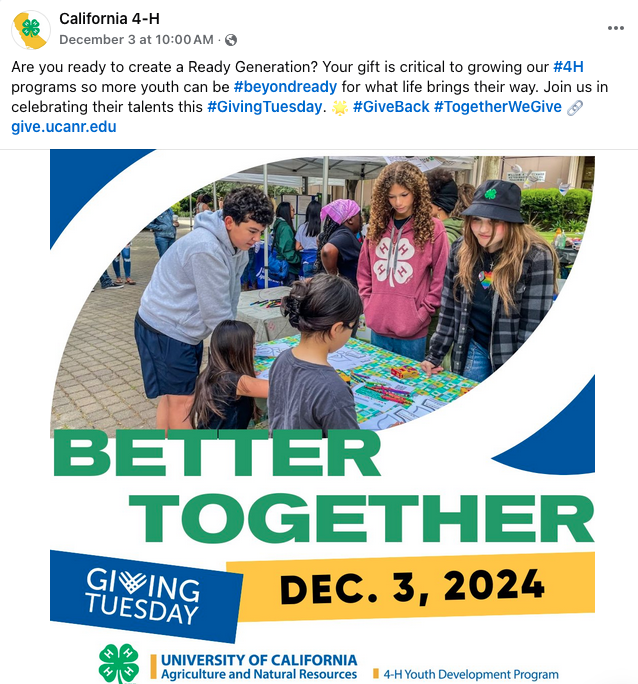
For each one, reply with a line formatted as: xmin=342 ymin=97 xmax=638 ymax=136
xmin=200 ymin=194 xmax=212 ymax=205
xmin=313 ymin=217 xmax=341 ymax=274
xmin=304 ymin=199 xmax=322 ymax=238
xmin=223 ymin=186 xmax=274 ymax=227
xmin=368 ymin=161 xmax=435 ymax=248
xmin=425 ymin=168 xmax=455 ymax=198
xmin=280 ymin=274 xmax=363 ymax=338
xmin=189 ymin=320 xmax=260 ymax=428
xmin=276 ymin=201 xmax=294 ymax=230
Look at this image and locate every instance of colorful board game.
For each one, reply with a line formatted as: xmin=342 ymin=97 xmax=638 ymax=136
xmin=254 ymin=336 xmax=478 ymax=429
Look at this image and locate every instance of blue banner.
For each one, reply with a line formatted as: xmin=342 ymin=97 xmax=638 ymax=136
xmin=50 ymin=551 xmax=243 ymax=643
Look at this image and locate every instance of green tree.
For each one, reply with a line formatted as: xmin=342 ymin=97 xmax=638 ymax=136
xmin=175 ymin=183 xmax=299 ymax=215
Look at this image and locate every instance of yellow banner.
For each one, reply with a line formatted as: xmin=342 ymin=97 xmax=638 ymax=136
xmin=228 ymin=552 xmax=593 ymax=622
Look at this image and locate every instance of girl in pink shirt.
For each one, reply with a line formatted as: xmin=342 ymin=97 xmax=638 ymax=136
xmin=357 ymin=161 xmax=449 ymax=361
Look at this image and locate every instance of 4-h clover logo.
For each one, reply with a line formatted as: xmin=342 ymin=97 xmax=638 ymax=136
xmin=21 ymin=18 xmax=40 ymax=36
xmin=12 ymin=12 xmax=50 ymax=49
xmin=99 ymin=644 xmax=139 ymax=683
xmin=374 ymin=237 xmax=415 ymax=286
xmin=484 ymin=188 xmax=497 ymax=200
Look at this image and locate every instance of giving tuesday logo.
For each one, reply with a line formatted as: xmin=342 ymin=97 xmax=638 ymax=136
xmin=119 ymin=571 xmax=147 ymax=595
xmin=83 ymin=564 xmax=201 ymax=627
xmin=99 ymin=643 xmax=139 ymax=683
xmin=51 ymin=551 xmax=243 ymax=643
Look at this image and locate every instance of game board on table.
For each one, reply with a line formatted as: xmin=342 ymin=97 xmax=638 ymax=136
xmin=254 ymin=335 xmax=477 ymax=430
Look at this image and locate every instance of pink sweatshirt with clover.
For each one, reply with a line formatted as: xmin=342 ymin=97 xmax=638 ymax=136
xmin=357 ymin=217 xmax=449 ymax=340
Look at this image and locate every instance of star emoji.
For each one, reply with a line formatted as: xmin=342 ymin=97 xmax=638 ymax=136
xmin=332 ymin=101 xmax=348 ymax=116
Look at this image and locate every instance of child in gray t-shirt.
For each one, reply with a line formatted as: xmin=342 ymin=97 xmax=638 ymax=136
xmin=268 ymin=275 xmax=364 ymax=436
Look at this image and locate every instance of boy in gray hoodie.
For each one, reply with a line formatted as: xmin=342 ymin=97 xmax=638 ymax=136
xmin=135 ymin=186 xmax=274 ymax=432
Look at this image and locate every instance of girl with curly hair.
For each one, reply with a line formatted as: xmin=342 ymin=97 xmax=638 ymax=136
xmin=421 ymin=180 xmax=558 ymax=382
xmin=357 ymin=161 xmax=449 ymax=361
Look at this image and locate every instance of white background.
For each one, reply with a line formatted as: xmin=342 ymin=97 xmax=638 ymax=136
xmin=1 ymin=1 xmax=637 ymax=682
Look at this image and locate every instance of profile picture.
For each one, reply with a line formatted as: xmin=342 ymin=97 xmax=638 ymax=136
xmin=12 ymin=11 xmax=50 ymax=49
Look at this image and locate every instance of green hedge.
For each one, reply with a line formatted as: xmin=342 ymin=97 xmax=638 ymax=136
xmin=520 ymin=188 xmax=592 ymax=230
xmin=562 ymin=189 xmax=592 ymax=221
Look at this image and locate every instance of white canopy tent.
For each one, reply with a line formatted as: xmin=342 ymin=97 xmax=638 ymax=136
xmin=206 ymin=155 xmax=476 ymax=287
xmin=231 ymin=155 xmax=475 ymax=182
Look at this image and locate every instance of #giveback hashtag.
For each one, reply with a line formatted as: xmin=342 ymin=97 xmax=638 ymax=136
xmin=350 ymin=100 xmax=562 ymax=114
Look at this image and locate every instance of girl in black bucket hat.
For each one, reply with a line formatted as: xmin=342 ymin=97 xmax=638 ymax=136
xmin=421 ymin=180 xmax=559 ymax=382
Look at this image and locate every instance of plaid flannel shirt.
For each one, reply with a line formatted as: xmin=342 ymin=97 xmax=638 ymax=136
xmin=425 ymin=238 xmax=555 ymax=374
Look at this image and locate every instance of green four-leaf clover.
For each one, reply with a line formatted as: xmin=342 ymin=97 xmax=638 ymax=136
xmin=99 ymin=644 xmax=139 ymax=684
xmin=21 ymin=19 xmax=40 ymax=37
xmin=484 ymin=189 xmax=497 ymax=200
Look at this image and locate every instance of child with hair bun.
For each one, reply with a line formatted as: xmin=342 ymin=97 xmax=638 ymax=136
xmin=268 ymin=274 xmax=363 ymax=436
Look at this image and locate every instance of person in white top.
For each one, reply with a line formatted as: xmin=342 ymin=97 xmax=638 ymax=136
xmin=295 ymin=199 xmax=322 ymax=250
xmin=295 ymin=199 xmax=322 ymax=277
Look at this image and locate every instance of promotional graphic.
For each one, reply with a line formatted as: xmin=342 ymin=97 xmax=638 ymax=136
xmin=42 ymin=148 xmax=598 ymax=682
